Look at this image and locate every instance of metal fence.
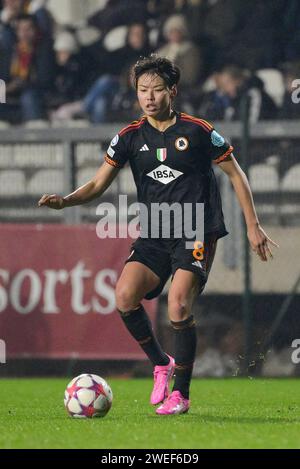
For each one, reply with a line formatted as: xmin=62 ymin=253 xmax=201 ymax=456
xmin=1 ymin=121 xmax=300 ymax=376
xmin=1 ymin=120 xmax=300 ymax=293
xmin=0 ymin=121 xmax=299 ymax=224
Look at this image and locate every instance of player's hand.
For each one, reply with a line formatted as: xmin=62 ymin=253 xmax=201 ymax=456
xmin=38 ymin=194 xmax=66 ymax=210
xmin=247 ymin=223 xmax=279 ymax=262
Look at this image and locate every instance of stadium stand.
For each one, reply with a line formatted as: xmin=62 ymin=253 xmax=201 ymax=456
xmin=249 ymin=164 xmax=280 ymax=192
xmin=256 ymin=68 xmax=285 ymax=107
xmin=27 ymin=169 xmax=64 ymax=196
xmin=0 ymin=169 xmax=26 ymax=196
xmin=281 ymin=164 xmax=300 ymax=192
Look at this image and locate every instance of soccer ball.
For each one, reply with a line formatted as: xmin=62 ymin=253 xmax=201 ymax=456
xmin=64 ymin=373 xmax=113 ymax=418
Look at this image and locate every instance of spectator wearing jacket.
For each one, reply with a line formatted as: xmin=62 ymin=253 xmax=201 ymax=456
xmin=52 ymin=23 xmax=151 ymax=123
xmin=199 ymin=65 xmax=277 ymax=123
xmin=156 ymin=14 xmax=203 ymax=88
xmin=51 ymin=31 xmax=93 ymax=109
xmin=0 ymin=13 xmax=55 ymax=122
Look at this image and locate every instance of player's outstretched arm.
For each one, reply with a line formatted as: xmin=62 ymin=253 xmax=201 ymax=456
xmin=38 ymin=161 xmax=120 ymax=210
xmin=218 ymin=154 xmax=279 ymax=262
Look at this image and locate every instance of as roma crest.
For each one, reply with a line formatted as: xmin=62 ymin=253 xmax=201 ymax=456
xmin=175 ymin=137 xmax=189 ymax=151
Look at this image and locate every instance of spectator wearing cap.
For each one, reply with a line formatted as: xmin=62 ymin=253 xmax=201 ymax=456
xmin=156 ymin=14 xmax=203 ymax=88
xmin=51 ymin=31 xmax=92 ymax=111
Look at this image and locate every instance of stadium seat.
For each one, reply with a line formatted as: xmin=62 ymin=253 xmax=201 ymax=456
xmin=24 ymin=120 xmax=50 ymax=128
xmin=202 ymin=75 xmax=217 ymax=93
xmin=281 ymin=164 xmax=300 ymax=191
xmin=149 ymin=27 xmax=159 ymax=48
xmin=76 ymin=143 xmax=102 ymax=166
xmin=51 ymin=119 xmax=90 ymax=128
xmin=14 ymin=144 xmax=64 ymax=167
xmin=52 ymin=144 xmax=65 ymax=165
xmin=76 ymin=26 xmax=101 ymax=46
xmin=0 ymin=170 xmax=26 ymax=196
xmin=103 ymin=25 xmax=128 ymax=51
xmin=77 ymin=167 xmax=98 ymax=187
xmin=48 ymin=0 xmax=87 ymax=24
xmin=0 ymin=145 xmax=14 ymax=167
xmin=65 ymin=119 xmax=90 ymax=128
xmin=256 ymin=69 xmax=285 ymax=107
xmin=27 ymin=169 xmax=64 ymax=195
xmin=249 ymin=164 xmax=279 ymax=192
xmin=0 ymin=121 xmax=11 ymax=129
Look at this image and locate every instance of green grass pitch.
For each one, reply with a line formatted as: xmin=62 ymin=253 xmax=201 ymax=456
xmin=0 ymin=378 xmax=300 ymax=449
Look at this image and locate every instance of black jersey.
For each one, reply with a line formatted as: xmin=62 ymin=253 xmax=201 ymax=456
xmin=104 ymin=112 xmax=233 ymax=239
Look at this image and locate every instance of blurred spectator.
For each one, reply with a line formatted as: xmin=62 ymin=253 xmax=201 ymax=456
xmin=87 ymin=0 xmax=149 ymax=38
xmin=283 ymin=0 xmax=300 ymax=62
xmin=0 ymin=0 xmax=53 ymax=50
xmin=203 ymin=0 xmax=284 ymax=71
xmin=0 ymin=14 xmax=55 ymax=122
xmin=52 ymin=23 xmax=151 ymax=123
xmin=85 ymin=22 xmax=151 ymax=123
xmin=169 ymin=0 xmax=207 ymax=46
xmin=278 ymin=62 xmax=300 ymax=120
xmin=0 ymin=0 xmax=24 ymax=50
xmin=50 ymin=31 xmax=93 ymax=110
xmin=198 ymin=65 xmax=278 ymax=123
xmin=156 ymin=14 xmax=203 ymax=87
xmin=110 ymin=72 xmax=140 ymax=122
xmin=104 ymin=22 xmax=151 ymax=76
xmin=23 ymin=0 xmax=54 ymax=39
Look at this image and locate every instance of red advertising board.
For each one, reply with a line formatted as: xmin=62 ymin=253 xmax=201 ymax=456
xmin=0 ymin=224 xmax=158 ymax=359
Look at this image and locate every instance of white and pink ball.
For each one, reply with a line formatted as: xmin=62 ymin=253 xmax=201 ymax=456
xmin=64 ymin=374 xmax=113 ymax=418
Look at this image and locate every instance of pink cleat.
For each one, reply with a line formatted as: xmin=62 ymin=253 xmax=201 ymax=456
xmin=150 ymin=355 xmax=175 ymax=405
xmin=156 ymin=390 xmax=190 ymax=415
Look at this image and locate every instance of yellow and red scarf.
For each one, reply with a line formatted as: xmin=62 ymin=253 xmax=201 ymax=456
xmin=10 ymin=41 xmax=35 ymax=80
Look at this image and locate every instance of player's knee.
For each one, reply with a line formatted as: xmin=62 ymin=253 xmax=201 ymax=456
xmin=168 ymin=296 xmax=189 ymax=322
xmin=115 ymin=283 xmax=139 ymax=312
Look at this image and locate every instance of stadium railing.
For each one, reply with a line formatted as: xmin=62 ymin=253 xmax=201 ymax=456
xmin=0 ymin=120 xmax=299 ymax=225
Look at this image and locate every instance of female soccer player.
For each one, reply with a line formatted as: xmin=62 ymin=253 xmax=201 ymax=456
xmin=39 ymin=56 xmax=278 ymax=415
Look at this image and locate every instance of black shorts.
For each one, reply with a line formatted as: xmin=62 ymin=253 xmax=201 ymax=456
xmin=125 ymin=232 xmax=223 ymax=300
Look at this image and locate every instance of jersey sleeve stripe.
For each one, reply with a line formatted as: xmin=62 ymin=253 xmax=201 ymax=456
xmin=119 ymin=118 xmax=146 ymax=136
xmin=198 ymin=118 xmax=213 ymax=130
xmin=119 ymin=123 xmax=140 ymax=136
xmin=181 ymin=117 xmax=211 ymax=132
xmin=213 ymin=146 xmax=234 ymax=164
xmin=180 ymin=113 xmax=213 ymax=130
xmin=104 ymin=154 xmax=122 ymax=168
xmin=119 ymin=123 xmax=142 ymax=136
xmin=187 ymin=118 xmax=212 ymax=131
